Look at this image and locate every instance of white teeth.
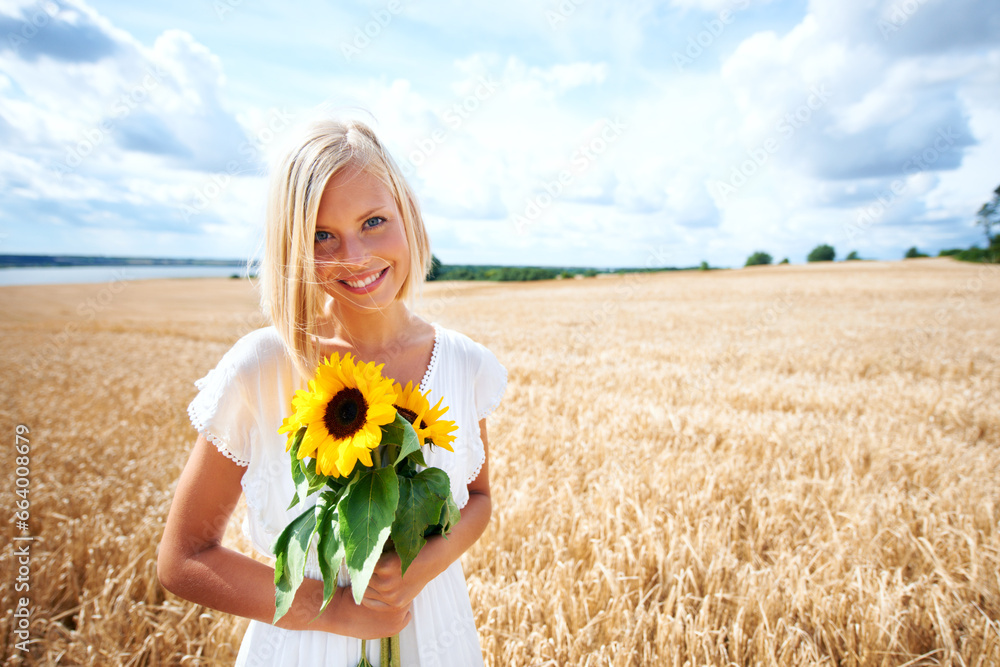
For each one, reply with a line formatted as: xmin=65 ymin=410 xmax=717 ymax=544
xmin=344 ymin=269 xmax=384 ymax=289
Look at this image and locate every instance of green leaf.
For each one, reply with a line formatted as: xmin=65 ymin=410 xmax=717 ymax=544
xmin=396 ymin=455 xmax=416 ymax=480
xmin=286 ymin=427 xmax=307 ymax=509
xmin=439 ymin=493 xmax=461 ymax=535
xmin=416 ymin=466 xmax=452 ymax=500
xmin=390 ymin=470 xmax=447 ymax=576
xmin=314 ymin=489 xmax=346 ymax=615
xmin=287 ymin=426 xmax=334 ymax=509
xmin=338 ymin=466 xmax=400 ymax=604
xmin=302 ymin=456 xmax=329 ymax=496
xmin=394 ymin=448 xmax=426 ymax=480
xmin=271 ymin=503 xmax=318 ymax=623
xmin=325 ymin=471 xmax=351 ymax=493
xmin=384 ymin=412 xmax=422 ymax=466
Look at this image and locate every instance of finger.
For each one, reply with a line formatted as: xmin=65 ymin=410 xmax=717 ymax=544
xmin=360 ymin=594 xmax=389 ymax=611
xmin=368 ymin=568 xmax=405 ymax=590
xmin=362 ymin=584 xmax=404 ymax=608
xmin=365 ymin=572 xmax=396 ymax=592
xmin=373 ymin=555 xmax=401 ymax=575
xmin=361 ymin=594 xmax=407 ymax=613
xmin=363 ymin=581 xmax=387 ymax=599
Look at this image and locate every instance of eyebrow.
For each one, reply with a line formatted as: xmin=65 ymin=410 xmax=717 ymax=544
xmin=353 ymin=206 xmax=386 ymax=222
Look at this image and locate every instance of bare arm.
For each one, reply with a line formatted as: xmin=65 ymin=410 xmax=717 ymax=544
xmin=156 ymin=433 xmax=411 ymax=639
xmin=362 ymin=418 xmax=493 ymax=611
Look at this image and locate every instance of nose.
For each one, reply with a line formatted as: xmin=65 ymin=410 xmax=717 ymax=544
xmin=337 ymin=232 xmax=370 ymax=269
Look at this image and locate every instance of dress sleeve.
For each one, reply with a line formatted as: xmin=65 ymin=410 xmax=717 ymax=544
xmin=473 ymin=344 xmax=507 ymax=421
xmin=186 ymin=348 xmax=256 ymax=467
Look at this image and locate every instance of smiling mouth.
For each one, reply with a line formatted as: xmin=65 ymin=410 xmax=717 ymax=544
xmin=339 ymin=267 xmax=388 ymax=290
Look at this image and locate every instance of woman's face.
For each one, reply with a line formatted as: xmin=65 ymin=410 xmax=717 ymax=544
xmin=313 ymin=165 xmax=411 ymax=313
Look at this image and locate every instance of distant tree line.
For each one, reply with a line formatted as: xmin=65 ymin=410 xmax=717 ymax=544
xmin=426 ymin=257 xmax=705 ymax=282
xmin=440 ymin=266 xmax=562 ymax=281
xmin=0 ymin=254 xmax=244 ymax=268
xmin=742 ymin=184 xmax=1000 ymax=267
xmin=427 ymin=257 xmax=588 ymax=282
xmin=903 ymin=186 xmax=999 ymax=263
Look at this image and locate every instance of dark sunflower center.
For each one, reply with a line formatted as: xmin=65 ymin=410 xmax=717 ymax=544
xmin=324 ymin=388 xmax=368 ymax=439
xmin=395 ymin=406 xmax=419 ymax=425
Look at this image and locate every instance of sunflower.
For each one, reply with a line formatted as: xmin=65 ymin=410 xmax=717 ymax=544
xmin=393 ymin=381 xmax=458 ymax=452
xmin=278 ymin=353 xmax=398 ymax=477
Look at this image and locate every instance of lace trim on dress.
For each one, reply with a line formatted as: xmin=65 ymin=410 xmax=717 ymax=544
xmin=418 ymin=322 xmax=441 ymax=394
xmin=187 ymin=375 xmax=251 ymax=467
xmin=465 ymin=448 xmax=486 ymax=486
xmin=207 ymin=431 xmax=251 ymax=467
xmin=476 ymin=364 xmax=508 ymax=421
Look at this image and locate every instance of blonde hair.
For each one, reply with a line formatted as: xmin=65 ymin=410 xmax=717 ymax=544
xmin=256 ymin=117 xmax=431 ymax=382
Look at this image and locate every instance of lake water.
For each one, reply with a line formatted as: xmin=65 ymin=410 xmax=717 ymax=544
xmin=0 ymin=265 xmax=255 ymax=286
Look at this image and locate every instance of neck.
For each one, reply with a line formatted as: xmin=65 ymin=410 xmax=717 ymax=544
xmin=318 ymin=297 xmax=416 ymax=357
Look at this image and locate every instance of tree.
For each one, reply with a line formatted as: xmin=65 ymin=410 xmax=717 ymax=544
xmin=904 ymin=246 xmax=929 ymax=259
xmin=745 ymin=251 xmax=772 ymax=266
xmin=975 ymin=184 xmax=1000 ymax=246
xmin=779 ymin=258 xmax=789 ymax=264
xmin=807 ymin=244 xmax=835 ymax=262
xmin=845 ymin=250 xmax=860 ymax=260
xmin=698 ymin=261 xmax=710 ymax=271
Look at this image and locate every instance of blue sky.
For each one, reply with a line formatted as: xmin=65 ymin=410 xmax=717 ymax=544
xmin=1 ymin=0 xmax=998 ymax=269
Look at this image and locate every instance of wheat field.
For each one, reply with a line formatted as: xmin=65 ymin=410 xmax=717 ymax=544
xmin=1 ymin=257 xmax=998 ymax=666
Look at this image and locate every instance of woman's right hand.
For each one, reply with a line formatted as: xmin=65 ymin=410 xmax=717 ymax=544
xmin=326 ymin=587 xmax=411 ymax=639
xmin=159 ymin=435 xmax=411 ymax=638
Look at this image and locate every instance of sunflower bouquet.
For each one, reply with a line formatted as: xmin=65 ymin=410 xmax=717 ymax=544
xmin=271 ymin=352 xmax=460 ymax=667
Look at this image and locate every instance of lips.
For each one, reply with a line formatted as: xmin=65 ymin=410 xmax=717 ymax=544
xmin=337 ymin=267 xmax=388 ymax=293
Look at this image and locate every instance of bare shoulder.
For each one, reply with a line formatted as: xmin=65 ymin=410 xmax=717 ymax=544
xmin=408 ymin=316 xmax=436 ymax=346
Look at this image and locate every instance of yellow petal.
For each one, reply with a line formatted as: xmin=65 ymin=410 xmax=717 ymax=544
xmin=336 ymin=448 xmax=359 ymax=477
xmin=298 ymin=422 xmax=326 ymax=459
xmin=317 ymin=441 xmax=340 ymax=477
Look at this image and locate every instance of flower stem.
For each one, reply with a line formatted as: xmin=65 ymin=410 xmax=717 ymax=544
xmin=379 ymin=634 xmax=400 ymax=667
xmin=357 ymin=639 xmax=373 ymax=667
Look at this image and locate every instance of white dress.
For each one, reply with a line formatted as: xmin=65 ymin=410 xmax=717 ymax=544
xmin=186 ymin=322 xmax=507 ymax=667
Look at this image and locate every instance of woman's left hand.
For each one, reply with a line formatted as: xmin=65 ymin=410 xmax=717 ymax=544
xmin=361 ymin=419 xmax=495 ymax=615
xmin=361 ymin=550 xmax=428 ymax=612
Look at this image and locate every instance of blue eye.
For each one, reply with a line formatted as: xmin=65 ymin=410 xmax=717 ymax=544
xmin=364 ymin=216 xmax=385 ymax=229
xmin=315 ymin=230 xmax=332 ymax=242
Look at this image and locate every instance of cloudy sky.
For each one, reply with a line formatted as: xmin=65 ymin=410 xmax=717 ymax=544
xmin=1 ymin=0 xmax=998 ymax=269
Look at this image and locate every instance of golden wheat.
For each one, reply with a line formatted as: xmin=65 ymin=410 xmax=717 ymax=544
xmin=1 ymin=258 xmax=998 ymax=666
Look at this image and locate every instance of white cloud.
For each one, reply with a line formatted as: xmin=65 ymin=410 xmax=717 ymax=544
xmin=2 ymin=0 xmax=998 ymax=268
